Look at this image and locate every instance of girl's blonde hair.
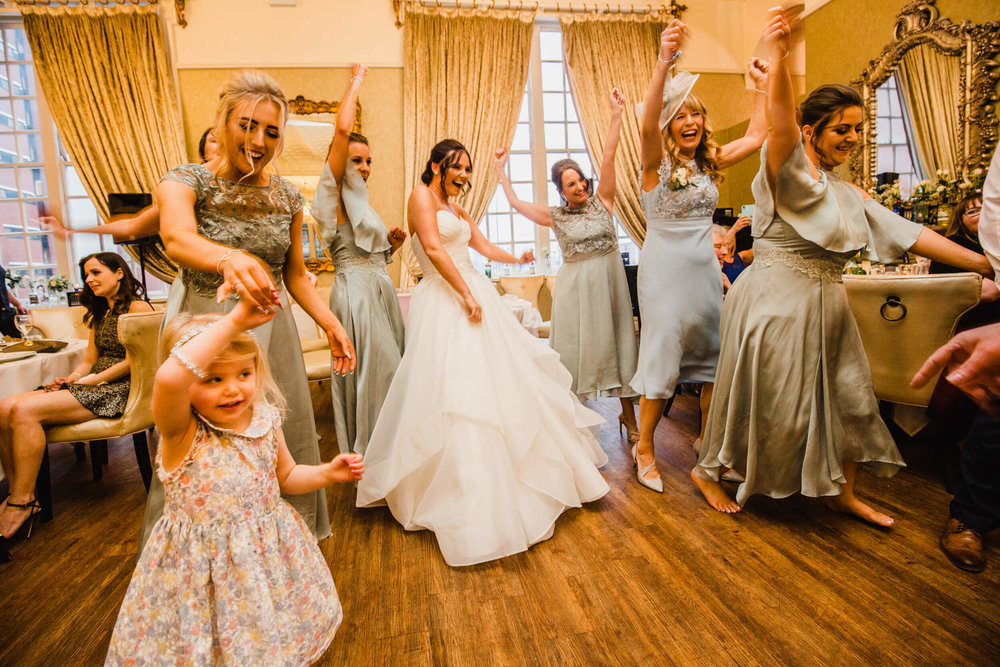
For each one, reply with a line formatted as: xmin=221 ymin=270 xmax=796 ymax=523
xmin=213 ymin=70 xmax=289 ymax=184
xmin=159 ymin=313 xmax=286 ymax=415
xmin=661 ymin=93 xmax=724 ymax=183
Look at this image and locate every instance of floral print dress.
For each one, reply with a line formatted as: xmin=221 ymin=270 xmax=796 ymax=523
xmin=107 ymin=403 xmax=342 ymax=666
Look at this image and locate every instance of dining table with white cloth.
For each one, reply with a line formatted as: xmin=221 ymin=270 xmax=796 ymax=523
xmin=0 ymin=339 xmax=89 ymax=479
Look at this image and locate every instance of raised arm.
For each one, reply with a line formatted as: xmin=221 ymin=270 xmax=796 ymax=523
xmin=153 ymin=298 xmax=275 ymax=470
xmin=464 ymin=204 xmax=534 ymax=266
xmin=282 ymin=209 xmax=356 ymax=375
xmin=158 ymin=178 xmax=279 ymax=311
xmin=641 ymin=20 xmax=686 ymax=184
xmin=408 ymin=187 xmax=482 ymax=322
xmin=328 ymin=64 xmax=367 ymax=183
xmin=595 ymin=88 xmax=626 ymax=214
xmin=41 ymin=205 xmax=161 ymax=241
xmin=494 ymin=149 xmax=552 ymax=227
xmin=717 ymin=59 xmax=768 ymax=170
xmin=762 ymin=9 xmax=798 ymax=186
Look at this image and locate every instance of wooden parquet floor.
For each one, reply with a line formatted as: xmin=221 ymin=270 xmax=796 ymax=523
xmin=1 ymin=384 xmax=999 ymax=665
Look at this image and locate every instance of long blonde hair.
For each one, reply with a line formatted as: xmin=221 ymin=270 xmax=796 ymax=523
xmin=212 ymin=70 xmax=289 ymax=184
xmin=661 ymin=93 xmax=723 ymax=183
xmin=159 ymin=313 xmax=286 ymax=415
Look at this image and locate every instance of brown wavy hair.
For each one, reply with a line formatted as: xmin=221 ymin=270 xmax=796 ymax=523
xmin=661 ymin=93 xmax=723 ymax=183
xmin=78 ymin=252 xmax=146 ymax=328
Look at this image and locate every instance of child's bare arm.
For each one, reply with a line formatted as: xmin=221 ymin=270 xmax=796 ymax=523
xmin=275 ymin=429 xmax=364 ymax=494
xmin=154 ymin=300 xmax=275 ymax=465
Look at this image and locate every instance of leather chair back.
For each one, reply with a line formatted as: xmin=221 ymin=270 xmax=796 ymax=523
xmin=844 ymin=273 xmax=981 ymax=407
xmin=31 ymin=306 xmax=90 ymax=340
xmin=46 ymin=310 xmax=164 ymax=441
xmin=497 ymin=275 xmax=544 ymax=309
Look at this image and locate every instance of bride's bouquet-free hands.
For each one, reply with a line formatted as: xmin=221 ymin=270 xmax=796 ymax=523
xmin=319 ymin=453 xmax=365 ymax=484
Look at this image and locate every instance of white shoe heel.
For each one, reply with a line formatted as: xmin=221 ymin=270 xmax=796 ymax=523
xmin=631 ymin=444 xmax=664 ymax=493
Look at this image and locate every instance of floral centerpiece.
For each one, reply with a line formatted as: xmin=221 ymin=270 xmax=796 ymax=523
xmin=869 ymin=182 xmax=901 ymax=209
xmin=47 ymin=275 xmax=72 ymax=293
xmin=5 ymin=273 xmax=26 ymax=289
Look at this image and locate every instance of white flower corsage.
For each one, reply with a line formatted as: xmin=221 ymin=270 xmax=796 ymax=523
xmin=667 ymin=165 xmax=691 ymax=191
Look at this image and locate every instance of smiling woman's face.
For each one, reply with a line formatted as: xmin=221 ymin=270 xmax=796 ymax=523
xmin=222 ymin=99 xmax=282 ymax=177
xmin=669 ymin=102 xmax=704 ymax=158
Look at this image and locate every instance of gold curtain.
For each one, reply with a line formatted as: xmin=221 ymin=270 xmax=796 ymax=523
xmin=895 ymin=43 xmax=961 ymax=177
xmin=19 ymin=2 xmax=185 ymax=281
xmin=561 ymin=12 xmax=669 ymax=246
xmin=400 ymin=4 xmax=534 ymax=286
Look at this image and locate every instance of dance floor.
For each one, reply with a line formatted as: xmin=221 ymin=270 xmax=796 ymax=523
xmin=2 ymin=385 xmax=999 ymax=664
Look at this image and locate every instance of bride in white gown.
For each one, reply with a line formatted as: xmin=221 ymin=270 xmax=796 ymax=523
xmin=357 ymin=139 xmax=610 ymax=567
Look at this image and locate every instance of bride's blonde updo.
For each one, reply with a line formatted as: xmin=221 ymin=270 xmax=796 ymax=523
xmin=212 ymin=70 xmax=289 ymax=182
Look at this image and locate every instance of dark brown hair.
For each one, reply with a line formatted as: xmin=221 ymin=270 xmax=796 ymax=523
xmin=550 ymin=159 xmax=592 ymax=204
xmin=946 ymin=192 xmax=983 ymax=238
xmin=78 ymin=252 xmax=146 ymax=328
xmin=420 ymin=139 xmax=472 ymax=193
xmin=197 ymin=127 xmax=213 ymax=162
xmin=348 ymin=132 xmax=369 ymax=146
xmin=797 ymin=84 xmax=863 ymax=167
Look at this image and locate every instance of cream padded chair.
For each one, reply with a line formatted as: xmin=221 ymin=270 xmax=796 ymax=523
xmin=31 ymin=306 xmax=90 ymax=340
xmin=843 ymin=273 xmax=982 ymax=406
xmin=290 ymin=287 xmax=332 ymax=382
xmin=498 ymin=275 xmax=549 ymax=338
xmin=38 ymin=310 xmax=163 ymax=521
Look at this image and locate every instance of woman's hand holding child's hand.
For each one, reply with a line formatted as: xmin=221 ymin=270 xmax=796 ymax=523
xmin=229 ymin=295 xmax=277 ymax=331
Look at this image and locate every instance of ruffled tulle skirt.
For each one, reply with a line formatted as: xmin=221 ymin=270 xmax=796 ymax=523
xmin=356 ymin=268 xmax=610 ymax=567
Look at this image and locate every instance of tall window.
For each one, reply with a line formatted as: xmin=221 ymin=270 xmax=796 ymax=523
xmin=475 ymin=23 xmax=639 ymax=274
xmin=875 ymin=74 xmax=922 ymax=195
xmin=0 ymin=24 xmax=55 ymax=291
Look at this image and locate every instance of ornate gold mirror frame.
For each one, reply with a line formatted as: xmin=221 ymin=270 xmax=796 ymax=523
xmin=281 ymin=96 xmax=362 ymax=274
xmin=850 ymin=0 xmax=999 ymax=190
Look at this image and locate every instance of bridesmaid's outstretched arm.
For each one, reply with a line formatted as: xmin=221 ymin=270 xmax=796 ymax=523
xmin=494 ymin=148 xmax=552 ymax=227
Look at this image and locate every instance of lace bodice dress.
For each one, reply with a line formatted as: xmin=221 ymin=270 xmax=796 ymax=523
xmin=547 ymin=197 xmax=637 ymax=400
xmin=67 ymin=309 xmax=129 ymax=418
xmin=357 ymin=209 xmax=609 ymax=567
xmin=107 ymin=404 xmax=342 ymax=665
xmin=696 ymin=141 xmax=922 ymax=504
xmin=632 ymin=157 xmax=722 ymax=399
xmin=140 ymin=164 xmax=329 ymax=548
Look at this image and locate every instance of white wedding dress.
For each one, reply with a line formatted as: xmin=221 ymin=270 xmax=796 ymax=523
xmin=356 ymin=209 xmax=610 ymax=567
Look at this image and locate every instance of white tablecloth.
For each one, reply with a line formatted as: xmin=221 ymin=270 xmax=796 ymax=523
xmin=0 ymin=340 xmax=88 ymax=480
xmin=501 ymin=294 xmax=544 ymax=337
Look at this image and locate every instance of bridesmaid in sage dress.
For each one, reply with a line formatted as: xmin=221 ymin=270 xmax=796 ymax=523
xmin=493 ymin=88 xmax=639 ymax=439
xmin=311 ymin=64 xmax=406 ymax=455
xmin=692 ymin=10 xmax=993 ymax=524
xmin=632 ymin=19 xmax=768 ymax=492
xmin=143 ymin=70 xmax=356 ymax=544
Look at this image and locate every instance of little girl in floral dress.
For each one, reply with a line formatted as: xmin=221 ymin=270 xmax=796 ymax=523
xmin=106 ymin=299 xmax=364 ymax=665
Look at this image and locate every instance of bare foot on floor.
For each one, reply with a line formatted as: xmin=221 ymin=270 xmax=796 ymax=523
xmin=690 ymin=469 xmax=741 ymax=513
xmin=825 ymin=495 xmax=894 ymax=527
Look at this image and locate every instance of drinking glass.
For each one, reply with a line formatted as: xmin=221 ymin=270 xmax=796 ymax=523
xmin=14 ymin=312 xmax=33 ymax=345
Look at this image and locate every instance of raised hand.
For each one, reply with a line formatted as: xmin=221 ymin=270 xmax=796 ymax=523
xmin=610 ymin=87 xmax=625 ymax=116
xmin=659 ymin=19 xmax=687 ymax=62
xmin=763 ymin=7 xmax=792 ymax=57
xmin=228 ymin=294 xmax=277 ymax=331
xmin=352 ymin=63 xmax=369 ymax=82
xmin=494 ymin=148 xmax=509 ymax=175
xmin=462 ymin=292 xmax=482 ymax=323
xmin=387 ymin=226 xmax=407 ymax=253
xmin=518 ymin=250 xmax=535 ymax=264
xmin=747 ymin=57 xmax=768 ymax=88
xmin=320 ymin=453 xmax=365 ymax=483
xmin=215 ymin=250 xmax=281 ymax=311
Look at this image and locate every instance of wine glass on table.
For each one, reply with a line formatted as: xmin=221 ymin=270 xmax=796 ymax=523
xmin=15 ymin=311 xmax=33 ymax=346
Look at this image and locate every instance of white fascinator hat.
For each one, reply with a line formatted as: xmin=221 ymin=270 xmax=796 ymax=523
xmin=634 ymin=70 xmax=700 ymax=132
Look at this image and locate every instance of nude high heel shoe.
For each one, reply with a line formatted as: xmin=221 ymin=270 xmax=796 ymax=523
xmin=631 ymin=444 xmax=663 ymax=493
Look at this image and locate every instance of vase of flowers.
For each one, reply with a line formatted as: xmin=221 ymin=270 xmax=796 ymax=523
xmin=47 ymin=275 xmax=72 ymax=305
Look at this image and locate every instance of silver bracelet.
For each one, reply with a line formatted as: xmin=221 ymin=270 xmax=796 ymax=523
xmin=170 ymin=347 xmax=207 ymax=379
xmin=216 ymin=249 xmax=242 ymax=275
